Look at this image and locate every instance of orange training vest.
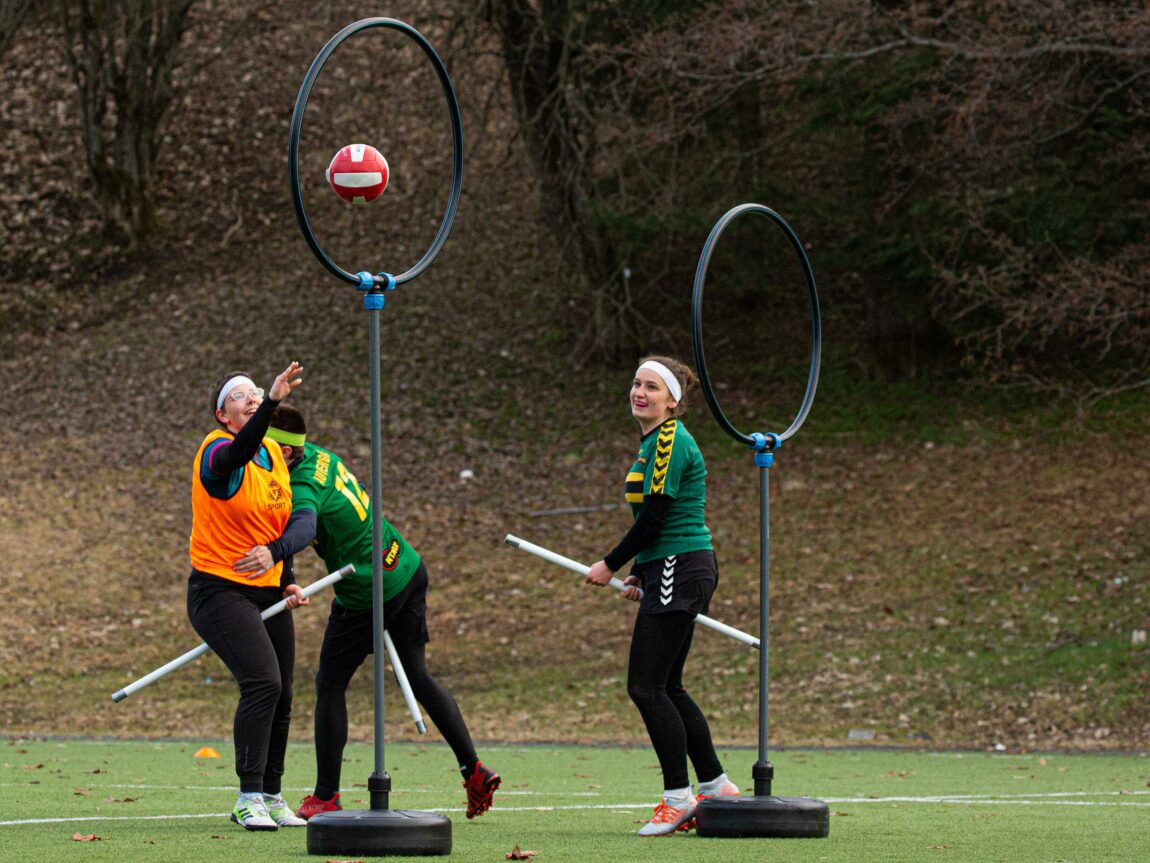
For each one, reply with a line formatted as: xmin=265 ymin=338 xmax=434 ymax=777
xmin=189 ymin=428 xmax=291 ymax=588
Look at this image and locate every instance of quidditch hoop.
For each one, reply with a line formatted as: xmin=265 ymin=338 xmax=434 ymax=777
xmin=691 ymin=203 xmax=822 ymax=449
xmin=288 ymin=18 xmax=464 ymax=288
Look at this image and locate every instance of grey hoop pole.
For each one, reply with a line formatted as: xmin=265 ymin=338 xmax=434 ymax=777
xmin=287 ymin=19 xmax=462 ymax=842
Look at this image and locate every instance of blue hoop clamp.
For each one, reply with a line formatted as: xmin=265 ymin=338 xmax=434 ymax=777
xmin=749 ymin=432 xmax=780 ymax=468
xmin=357 ymin=272 xmax=396 ymax=310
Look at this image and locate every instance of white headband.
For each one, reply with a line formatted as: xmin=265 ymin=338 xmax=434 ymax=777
xmin=216 ymin=375 xmax=257 ymax=410
xmin=638 ymin=361 xmax=682 ymax=402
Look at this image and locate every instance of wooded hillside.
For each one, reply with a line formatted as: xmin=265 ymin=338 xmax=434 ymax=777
xmin=1 ymin=1 xmax=1147 ymax=751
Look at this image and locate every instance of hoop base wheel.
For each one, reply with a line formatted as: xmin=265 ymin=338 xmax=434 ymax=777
xmin=307 ymin=808 xmax=452 ymax=856
xmin=694 ymin=795 xmax=830 ymax=839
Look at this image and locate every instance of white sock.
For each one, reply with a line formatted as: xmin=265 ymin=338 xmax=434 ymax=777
xmin=663 ymin=786 xmax=692 ymax=807
xmin=262 ymin=793 xmax=284 ymax=804
xmin=698 ymin=773 xmax=729 ymax=795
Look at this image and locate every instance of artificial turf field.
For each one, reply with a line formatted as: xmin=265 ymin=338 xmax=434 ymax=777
xmin=2 ymin=738 xmax=1146 ymax=863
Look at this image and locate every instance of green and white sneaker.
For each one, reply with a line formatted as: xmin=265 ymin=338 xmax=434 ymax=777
xmin=231 ymin=792 xmax=277 ymax=831
xmin=264 ymin=793 xmax=307 ymax=827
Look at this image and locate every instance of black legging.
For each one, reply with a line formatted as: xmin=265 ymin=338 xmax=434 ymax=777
xmin=311 ymin=564 xmax=477 ymax=799
xmin=627 ymin=611 xmax=724 ymax=791
xmin=187 ymin=574 xmax=295 ymax=795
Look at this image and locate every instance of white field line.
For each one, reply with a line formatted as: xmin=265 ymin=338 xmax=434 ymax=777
xmin=4 ymin=792 xmax=1150 ymax=827
xmin=0 ymin=783 xmax=578 ymax=796
xmin=824 ymin=796 xmax=1150 ymax=806
xmin=3 ymin=781 xmax=1149 ymax=800
xmin=0 ymin=805 xmax=643 ymax=826
xmin=828 ymin=796 xmax=1150 ymax=810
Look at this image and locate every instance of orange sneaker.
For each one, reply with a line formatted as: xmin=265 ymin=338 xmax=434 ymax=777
xmin=463 ymin=762 xmax=500 ymax=819
xmin=639 ymin=798 xmax=696 ymax=836
xmin=294 ymin=792 xmax=341 ymax=821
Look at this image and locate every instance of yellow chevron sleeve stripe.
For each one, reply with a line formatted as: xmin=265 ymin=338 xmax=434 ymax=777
xmin=650 ymin=420 xmax=677 ymax=494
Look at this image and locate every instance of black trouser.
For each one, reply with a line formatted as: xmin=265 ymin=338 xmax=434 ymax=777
xmin=187 ymin=573 xmax=295 ymax=795
xmin=311 ymin=562 xmax=477 ymax=798
xmin=627 ymin=611 xmax=724 ymax=791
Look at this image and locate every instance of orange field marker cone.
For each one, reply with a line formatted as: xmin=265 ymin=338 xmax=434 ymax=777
xmin=193 ymin=746 xmax=221 ymax=759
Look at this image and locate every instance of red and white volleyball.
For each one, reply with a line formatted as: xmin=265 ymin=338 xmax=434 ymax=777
xmin=326 ymin=144 xmax=389 ymax=205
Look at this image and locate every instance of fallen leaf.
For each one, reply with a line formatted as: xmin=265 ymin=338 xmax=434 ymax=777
xmin=72 ymin=833 xmax=101 ymax=842
xmin=505 ymin=845 xmax=540 ymax=860
xmin=833 ymin=811 xmax=852 ymax=816
xmin=73 ymin=788 xmax=91 ymax=796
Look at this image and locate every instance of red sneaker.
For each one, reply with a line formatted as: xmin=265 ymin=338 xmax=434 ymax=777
xmin=463 ymin=762 xmax=500 ymax=819
xmin=295 ymin=792 xmax=342 ymax=821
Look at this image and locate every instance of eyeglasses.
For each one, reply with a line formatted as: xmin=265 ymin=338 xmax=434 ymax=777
xmin=226 ymin=387 xmax=265 ymax=403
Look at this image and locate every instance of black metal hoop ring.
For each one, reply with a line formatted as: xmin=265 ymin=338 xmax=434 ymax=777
xmin=691 ymin=203 xmax=822 ymax=449
xmin=287 ymin=18 xmax=464 ymax=287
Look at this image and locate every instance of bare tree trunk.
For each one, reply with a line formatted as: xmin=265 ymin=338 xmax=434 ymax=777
xmin=485 ymin=0 xmax=633 ymax=362
xmin=59 ymin=0 xmax=196 ymax=246
xmin=0 ymin=0 xmax=33 ymax=58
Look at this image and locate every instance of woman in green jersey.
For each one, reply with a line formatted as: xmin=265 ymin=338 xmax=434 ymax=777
xmin=585 ymin=355 xmax=740 ymax=836
xmin=239 ymin=404 xmax=500 ymax=822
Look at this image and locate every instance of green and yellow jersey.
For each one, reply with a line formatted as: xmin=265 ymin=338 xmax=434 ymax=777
xmin=288 ymin=441 xmax=419 ymax=611
xmin=625 ymin=418 xmax=712 ymax=563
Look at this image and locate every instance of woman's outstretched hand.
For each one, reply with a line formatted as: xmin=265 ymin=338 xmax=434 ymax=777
xmin=269 ymin=361 xmax=304 ymax=401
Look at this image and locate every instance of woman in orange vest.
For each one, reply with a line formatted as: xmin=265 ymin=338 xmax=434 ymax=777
xmin=187 ymin=361 xmax=307 ymax=831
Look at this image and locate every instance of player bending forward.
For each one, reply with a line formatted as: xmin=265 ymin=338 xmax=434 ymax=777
xmin=234 ymin=403 xmax=500 ymax=820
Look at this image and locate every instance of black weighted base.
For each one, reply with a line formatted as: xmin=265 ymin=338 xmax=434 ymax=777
xmin=306 ymin=809 xmax=452 ymax=856
xmin=694 ymin=795 xmax=830 ymax=839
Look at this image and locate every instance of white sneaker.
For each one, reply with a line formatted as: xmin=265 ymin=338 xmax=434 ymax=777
xmin=637 ymin=797 xmax=696 ymax=836
xmin=264 ymin=793 xmax=307 ymax=826
xmin=230 ymin=793 xmax=277 ymax=831
xmin=697 ymin=773 xmax=741 ymax=801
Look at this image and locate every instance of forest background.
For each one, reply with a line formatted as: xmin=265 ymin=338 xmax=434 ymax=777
xmin=0 ymin=1 xmax=1147 ymax=753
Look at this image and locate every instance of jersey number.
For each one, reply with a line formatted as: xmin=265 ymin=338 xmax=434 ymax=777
xmin=334 ymin=461 xmax=370 ymax=521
